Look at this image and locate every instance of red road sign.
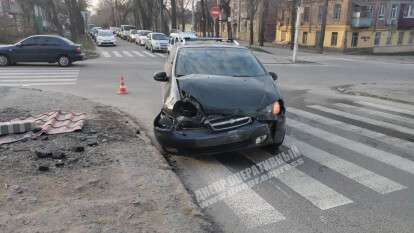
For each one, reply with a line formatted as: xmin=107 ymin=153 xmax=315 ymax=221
xmin=210 ymin=6 xmax=221 ymax=18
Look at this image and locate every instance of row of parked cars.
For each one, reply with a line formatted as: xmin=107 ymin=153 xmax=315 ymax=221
xmin=111 ymin=25 xmax=197 ymax=54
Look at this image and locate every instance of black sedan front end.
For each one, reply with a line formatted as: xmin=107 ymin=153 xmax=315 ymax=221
xmin=154 ymin=110 xmax=286 ymax=155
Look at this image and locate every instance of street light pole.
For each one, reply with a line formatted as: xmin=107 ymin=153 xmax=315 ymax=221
xmin=192 ymin=0 xmax=195 ymax=32
xmin=292 ymin=6 xmax=302 ymax=63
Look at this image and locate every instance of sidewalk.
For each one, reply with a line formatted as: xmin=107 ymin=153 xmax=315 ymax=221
xmin=0 ymin=88 xmax=214 ymax=233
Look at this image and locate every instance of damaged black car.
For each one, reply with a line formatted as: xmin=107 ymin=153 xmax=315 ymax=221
xmin=153 ymin=42 xmax=286 ymax=154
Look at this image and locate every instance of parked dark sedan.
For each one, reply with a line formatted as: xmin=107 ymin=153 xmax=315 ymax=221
xmin=0 ymin=35 xmax=84 ymax=67
xmin=153 ymin=41 xmax=286 ymax=155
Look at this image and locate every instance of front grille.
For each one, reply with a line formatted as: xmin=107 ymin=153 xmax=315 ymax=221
xmin=207 ymin=116 xmax=252 ymax=131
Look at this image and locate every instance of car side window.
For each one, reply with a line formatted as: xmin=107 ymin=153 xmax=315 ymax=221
xmin=41 ymin=37 xmax=62 ymax=46
xmin=21 ymin=37 xmax=40 ymax=46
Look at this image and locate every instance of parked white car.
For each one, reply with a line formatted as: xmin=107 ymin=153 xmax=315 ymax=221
xmin=145 ymin=33 xmax=169 ymax=53
xmin=168 ymin=32 xmax=197 ymax=54
xmin=128 ymin=29 xmax=138 ymax=42
xmin=96 ymin=29 xmax=117 ymax=46
xmin=136 ymin=30 xmax=152 ymax=46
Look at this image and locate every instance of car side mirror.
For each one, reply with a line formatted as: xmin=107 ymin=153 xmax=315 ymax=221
xmin=153 ymin=72 xmax=169 ymax=82
xmin=269 ymin=72 xmax=278 ymax=81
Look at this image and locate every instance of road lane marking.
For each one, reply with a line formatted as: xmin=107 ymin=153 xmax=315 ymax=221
xmin=308 ymin=105 xmax=414 ymax=135
xmin=123 ymin=51 xmax=133 ymax=57
xmin=112 ymin=51 xmax=122 ymax=57
xmin=0 ymin=76 xmax=79 ymax=79
xmin=0 ymin=79 xmax=77 ymax=82
xmin=286 ymin=136 xmax=406 ymax=194
xmin=334 ymin=103 xmax=414 ymax=127
xmin=0 ymin=73 xmax=79 ymax=76
xmin=0 ymin=69 xmax=80 ymax=72
xmin=189 ymin=158 xmax=286 ymax=228
xmin=143 ymin=51 xmax=156 ymax=57
xmin=132 ymin=51 xmax=144 ymax=57
xmin=244 ymin=151 xmax=353 ymax=210
xmin=288 ymin=118 xmax=414 ymax=176
xmin=355 ymin=101 xmax=414 ymax=117
xmin=288 ymin=107 xmax=414 ymax=152
xmin=0 ymin=82 xmax=77 ymax=86
xmin=155 ymin=53 xmax=166 ymax=58
xmin=360 ymin=99 xmax=414 ymax=112
xmin=101 ymin=51 xmax=111 ymax=58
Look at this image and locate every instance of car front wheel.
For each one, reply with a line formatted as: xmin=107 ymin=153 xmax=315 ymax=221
xmin=58 ymin=56 xmax=71 ymax=67
xmin=0 ymin=55 xmax=9 ymax=66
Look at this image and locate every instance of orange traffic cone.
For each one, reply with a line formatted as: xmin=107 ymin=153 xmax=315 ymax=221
xmin=118 ymin=76 xmax=128 ymax=95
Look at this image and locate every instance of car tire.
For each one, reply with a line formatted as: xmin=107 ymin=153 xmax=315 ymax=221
xmin=57 ymin=56 xmax=71 ymax=67
xmin=0 ymin=55 xmax=9 ymax=66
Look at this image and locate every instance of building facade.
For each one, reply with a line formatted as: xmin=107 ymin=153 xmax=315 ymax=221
xmin=275 ymin=0 xmax=414 ymax=53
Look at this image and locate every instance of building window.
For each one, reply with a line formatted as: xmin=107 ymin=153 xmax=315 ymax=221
xmin=398 ymin=31 xmax=405 ymax=45
xmin=386 ymin=32 xmax=393 ymax=45
xmin=302 ymin=32 xmax=308 ymax=44
xmin=374 ymin=32 xmax=381 ymax=46
xmin=409 ymin=31 xmax=414 ymax=44
xmin=333 ymin=4 xmax=341 ymax=20
xmin=391 ymin=4 xmax=399 ymax=19
xmin=303 ymin=7 xmax=310 ymax=23
xmin=378 ymin=4 xmax=385 ymax=19
xmin=403 ymin=4 xmax=414 ymax=18
xmin=351 ymin=32 xmax=358 ymax=47
xmin=331 ymin=32 xmax=338 ymax=46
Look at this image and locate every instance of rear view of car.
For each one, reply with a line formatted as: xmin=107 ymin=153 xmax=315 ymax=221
xmin=136 ymin=30 xmax=152 ymax=46
xmin=96 ymin=30 xmax=117 ymax=46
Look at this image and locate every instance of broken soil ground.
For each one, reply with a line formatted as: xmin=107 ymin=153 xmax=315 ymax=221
xmin=0 ymin=87 xmax=214 ymax=233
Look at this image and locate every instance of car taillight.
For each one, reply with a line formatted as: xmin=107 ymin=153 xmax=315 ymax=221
xmin=75 ymin=47 xmax=81 ymax=53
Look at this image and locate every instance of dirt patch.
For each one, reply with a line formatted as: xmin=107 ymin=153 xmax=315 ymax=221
xmin=0 ymin=87 xmax=213 ymax=233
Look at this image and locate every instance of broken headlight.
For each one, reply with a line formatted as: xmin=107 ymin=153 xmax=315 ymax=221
xmin=257 ymin=100 xmax=283 ymax=120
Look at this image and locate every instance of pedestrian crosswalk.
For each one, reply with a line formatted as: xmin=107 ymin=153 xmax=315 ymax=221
xmin=0 ymin=68 xmax=79 ymax=87
xmin=99 ymin=49 xmax=166 ymax=59
xmin=186 ymin=98 xmax=414 ymax=230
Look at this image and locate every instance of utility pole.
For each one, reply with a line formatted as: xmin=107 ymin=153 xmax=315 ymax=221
xmin=318 ymin=0 xmax=329 ymax=53
xmin=292 ymin=5 xmax=302 ymax=63
xmin=192 ymin=0 xmax=195 ymax=32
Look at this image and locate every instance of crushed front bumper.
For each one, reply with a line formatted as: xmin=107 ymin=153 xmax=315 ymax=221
xmin=154 ymin=115 xmax=286 ymax=155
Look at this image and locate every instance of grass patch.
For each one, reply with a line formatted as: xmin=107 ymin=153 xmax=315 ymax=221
xmin=74 ymin=36 xmax=99 ymax=59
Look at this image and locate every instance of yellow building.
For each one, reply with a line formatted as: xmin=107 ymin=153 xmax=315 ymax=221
xmin=275 ymin=0 xmax=414 ymax=53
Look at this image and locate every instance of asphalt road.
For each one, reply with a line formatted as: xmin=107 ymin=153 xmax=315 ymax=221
xmin=3 ymin=39 xmax=414 ymax=233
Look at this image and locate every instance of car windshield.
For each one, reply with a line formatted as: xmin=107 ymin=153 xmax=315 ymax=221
xmin=175 ymin=48 xmax=266 ymax=77
xmin=152 ymin=34 xmax=168 ymax=40
xmin=60 ymin=37 xmax=74 ymax=45
xmin=99 ymin=31 xmax=113 ymax=36
xmin=130 ymin=30 xmax=137 ymax=34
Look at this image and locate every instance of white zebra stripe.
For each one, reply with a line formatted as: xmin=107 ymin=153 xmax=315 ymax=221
xmin=288 ymin=107 xmax=414 ymax=152
xmin=132 ymin=51 xmax=144 ymax=57
xmin=288 ymin=118 xmax=414 ymax=176
xmin=308 ymin=105 xmax=414 ymax=135
xmin=334 ymin=103 xmax=414 ymax=127
xmin=355 ymin=101 xmax=414 ymax=117
xmin=188 ymin=158 xmax=286 ymax=228
xmin=143 ymin=51 xmax=156 ymax=57
xmin=112 ymin=51 xmax=122 ymax=57
xmin=101 ymin=51 xmax=111 ymax=58
xmin=123 ymin=51 xmax=133 ymax=57
xmin=245 ymin=151 xmax=353 ymax=210
xmin=286 ymin=136 xmax=406 ymax=194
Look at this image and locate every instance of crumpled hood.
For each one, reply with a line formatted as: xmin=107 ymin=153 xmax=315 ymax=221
xmin=176 ymin=74 xmax=280 ymax=116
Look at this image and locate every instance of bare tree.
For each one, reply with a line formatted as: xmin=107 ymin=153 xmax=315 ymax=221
xmin=220 ymin=0 xmax=232 ymax=39
xmin=171 ymin=0 xmax=177 ymax=29
xmin=247 ymin=0 xmax=259 ymax=46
